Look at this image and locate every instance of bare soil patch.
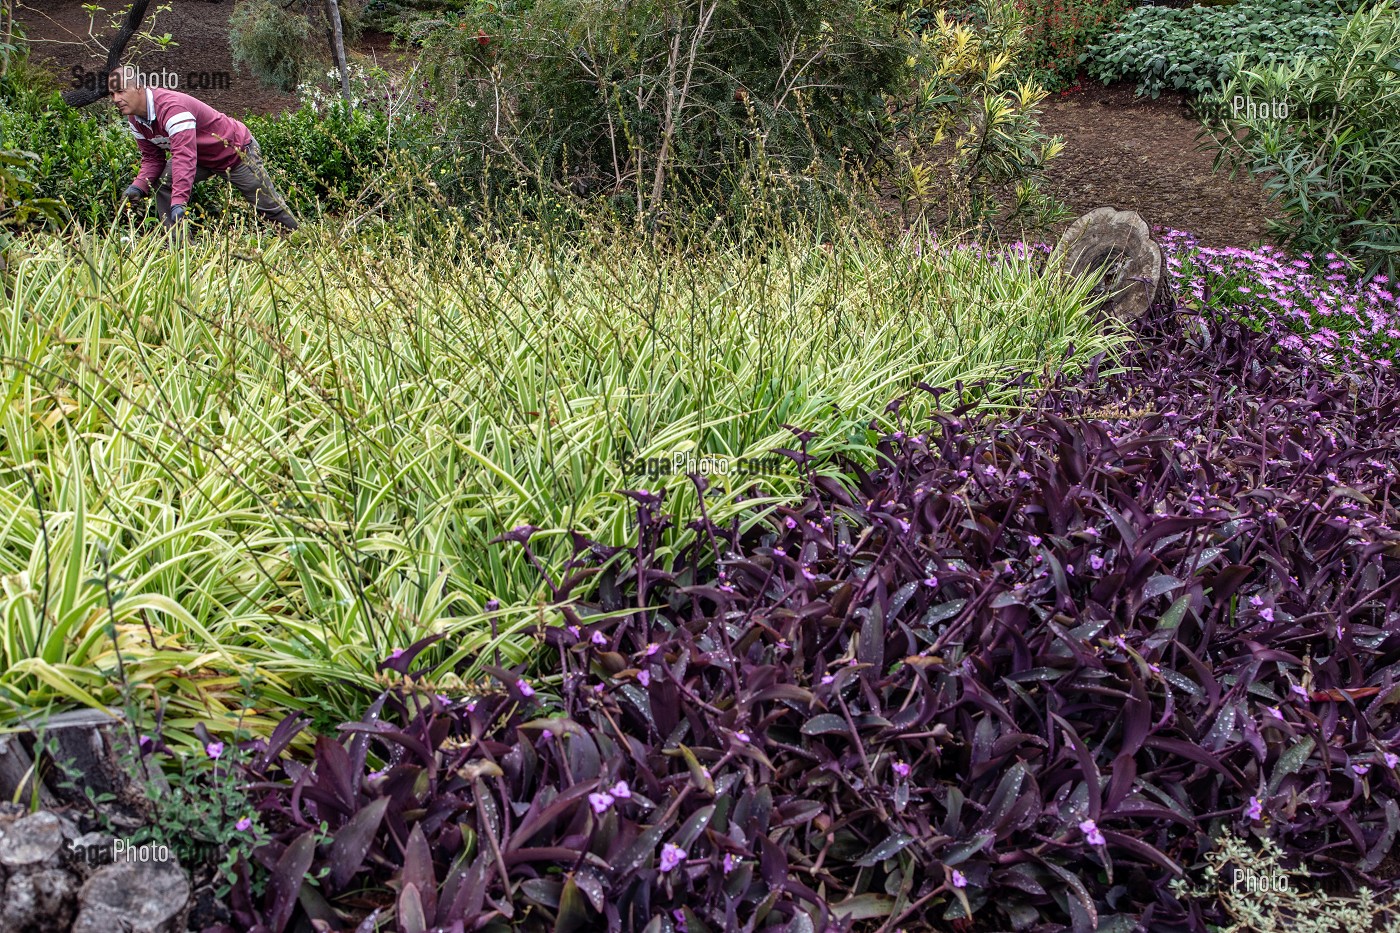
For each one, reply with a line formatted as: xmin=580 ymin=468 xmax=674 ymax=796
xmin=1034 ymin=81 xmax=1284 ymax=249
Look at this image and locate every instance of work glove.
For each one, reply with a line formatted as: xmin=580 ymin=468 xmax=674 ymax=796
xmin=166 ymin=204 xmax=187 ymax=246
xmin=122 ymin=184 xmax=145 ymax=202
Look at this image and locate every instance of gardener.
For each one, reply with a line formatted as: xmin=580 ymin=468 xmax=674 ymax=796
xmin=108 ymin=64 xmax=299 ymax=233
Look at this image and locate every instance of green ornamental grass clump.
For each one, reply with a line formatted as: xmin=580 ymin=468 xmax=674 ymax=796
xmin=0 ymin=221 xmax=1118 ymax=742
xmin=1083 ymin=0 xmax=1361 ymax=97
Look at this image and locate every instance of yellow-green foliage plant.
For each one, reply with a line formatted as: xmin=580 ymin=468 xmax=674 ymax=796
xmin=0 ymin=215 xmax=1119 ymax=739
xmin=893 ymin=0 xmax=1068 ymax=233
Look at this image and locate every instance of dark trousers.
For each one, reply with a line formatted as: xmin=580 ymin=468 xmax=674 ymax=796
xmin=153 ymin=137 xmax=300 ymax=231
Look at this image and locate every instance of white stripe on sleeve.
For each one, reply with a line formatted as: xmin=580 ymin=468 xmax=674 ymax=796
xmin=166 ymin=119 xmax=198 ymax=135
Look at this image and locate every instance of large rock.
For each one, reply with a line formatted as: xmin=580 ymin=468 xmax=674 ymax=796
xmin=0 ymin=811 xmax=65 ymax=869
xmin=1047 ymin=207 xmax=1163 ymax=324
xmin=0 ymin=867 xmax=79 ymax=932
xmin=71 ymin=858 xmax=190 ymax=933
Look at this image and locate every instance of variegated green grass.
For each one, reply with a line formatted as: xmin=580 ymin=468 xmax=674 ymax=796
xmin=0 ymin=217 xmax=1119 ymax=741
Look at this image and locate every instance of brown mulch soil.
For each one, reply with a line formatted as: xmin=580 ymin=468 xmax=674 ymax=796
xmin=1033 ymin=81 xmax=1285 ymax=249
xmin=14 ymin=0 xmax=300 ymax=117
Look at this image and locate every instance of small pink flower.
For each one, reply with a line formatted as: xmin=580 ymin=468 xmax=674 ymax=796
xmin=723 ymin=852 xmax=739 ymax=873
xmin=1245 ymin=797 xmax=1263 ymax=821
xmin=1353 ymin=763 xmax=1371 ymax=776
xmin=892 ymin=761 xmax=911 ymax=779
xmin=923 ymin=576 xmax=938 ymax=587
xmin=785 ymin=516 xmax=798 ymax=529
xmin=516 ymin=678 xmax=535 ymax=697
xmin=735 ymin=731 xmax=752 ymax=744
xmin=205 ymin=741 xmax=225 ymax=759
xmin=1079 ymin=819 xmax=1105 ymax=846
xmin=1388 ymin=752 xmax=1400 ymax=769
xmin=388 ymin=647 xmax=405 ymax=660
xmin=589 ymin=791 xmax=615 ymax=814
xmin=1028 ymin=535 xmax=1042 ymax=547
xmin=540 ymin=728 xmax=554 ymax=741
xmin=820 ymin=674 xmax=835 ymax=685
xmin=660 ymin=842 xmax=687 ymax=872
xmin=951 ymin=869 xmax=967 ymax=888
xmin=610 ymin=780 xmax=632 ymax=799
xmin=235 ymin=816 xmax=253 ymax=832
xmin=591 ymin=630 xmax=608 ymax=646
xmin=1089 ymin=554 xmax=1105 ymax=571
xmin=637 ymin=669 xmax=651 ymax=687
xmin=645 ymin=643 xmax=661 ymax=656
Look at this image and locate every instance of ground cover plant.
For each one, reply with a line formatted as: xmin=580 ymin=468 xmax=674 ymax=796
xmin=1083 ymin=0 xmax=1360 ymax=98
xmin=209 ymin=268 xmax=1400 ymax=931
xmin=0 ymin=221 xmax=1114 ymax=746
xmin=1158 ymin=229 xmax=1400 ymax=368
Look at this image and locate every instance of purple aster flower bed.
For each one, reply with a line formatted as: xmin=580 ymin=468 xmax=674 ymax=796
xmin=1160 ymin=229 xmax=1400 ymax=369
xmin=211 ymin=245 xmax=1400 ymax=932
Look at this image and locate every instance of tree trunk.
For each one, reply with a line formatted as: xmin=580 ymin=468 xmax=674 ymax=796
xmin=1047 ymin=207 xmax=1163 ymax=325
xmin=325 ymin=0 xmax=353 ymax=110
xmin=60 ymin=0 xmax=153 ymax=107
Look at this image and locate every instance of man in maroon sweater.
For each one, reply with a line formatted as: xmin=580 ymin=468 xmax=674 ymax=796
xmin=108 ymin=65 xmax=299 ymax=232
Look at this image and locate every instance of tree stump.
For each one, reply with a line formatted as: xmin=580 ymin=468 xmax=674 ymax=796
xmin=1047 ymin=207 xmax=1163 ymax=325
xmin=0 ymin=734 xmax=57 ymax=808
xmin=7 ymin=709 xmax=147 ymax=822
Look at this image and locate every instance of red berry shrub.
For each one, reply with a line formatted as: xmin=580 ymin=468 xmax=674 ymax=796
xmin=1015 ymin=0 xmax=1135 ymax=89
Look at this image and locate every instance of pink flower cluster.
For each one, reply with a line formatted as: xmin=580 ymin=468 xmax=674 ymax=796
xmin=1157 ymin=229 xmax=1400 ymax=369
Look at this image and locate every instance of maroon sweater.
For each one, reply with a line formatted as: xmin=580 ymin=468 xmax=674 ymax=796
xmin=126 ymin=87 xmax=253 ymax=207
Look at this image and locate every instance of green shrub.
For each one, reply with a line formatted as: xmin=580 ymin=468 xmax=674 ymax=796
xmin=1202 ymin=1 xmax=1400 ymax=279
xmin=416 ymin=0 xmax=909 ymax=220
xmin=229 ymin=0 xmax=316 ymax=92
xmin=230 ymin=0 xmax=369 ymax=92
xmin=896 ymin=1 xmax=1068 ymax=231
xmin=245 ymin=101 xmax=393 ymax=217
xmin=0 ymin=102 xmax=137 ymax=227
xmin=413 ymin=0 xmax=1063 ymax=231
xmin=1083 ymin=0 xmax=1359 ymax=97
